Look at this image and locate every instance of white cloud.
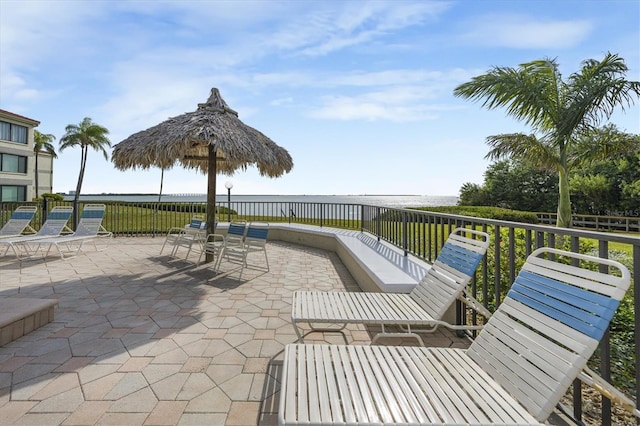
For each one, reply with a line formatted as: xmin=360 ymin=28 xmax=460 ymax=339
xmin=308 ymin=89 xmax=465 ymax=122
xmin=459 ymin=14 xmax=594 ymax=49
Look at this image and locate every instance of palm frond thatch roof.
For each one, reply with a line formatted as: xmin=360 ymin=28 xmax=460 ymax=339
xmin=111 ymin=88 xmax=293 ymax=177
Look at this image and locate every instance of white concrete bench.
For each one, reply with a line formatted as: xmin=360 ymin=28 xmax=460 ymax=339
xmin=217 ymin=222 xmax=430 ymax=293
xmin=0 ymin=298 xmax=58 ymax=346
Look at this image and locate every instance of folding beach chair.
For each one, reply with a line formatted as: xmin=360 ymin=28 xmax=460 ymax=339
xmin=26 ymin=204 xmax=111 ymax=259
xmin=291 ymin=228 xmax=491 ymax=345
xmin=279 ymin=248 xmax=632 ymax=425
xmin=0 ymin=206 xmax=73 ymax=259
xmin=0 ymin=205 xmax=38 ymax=238
xmin=160 ymin=216 xmax=206 ymax=258
xmin=221 ymin=221 xmax=269 ymax=270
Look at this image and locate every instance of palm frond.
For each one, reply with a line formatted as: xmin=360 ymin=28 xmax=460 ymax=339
xmin=454 ymin=58 xmax=561 ymax=131
xmin=570 ymin=125 xmax=640 ymax=166
xmin=561 ymin=53 xmax=640 ymax=136
xmin=485 ymin=133 xmax=560 ymax=170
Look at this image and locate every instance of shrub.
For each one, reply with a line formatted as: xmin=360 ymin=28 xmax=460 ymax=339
xmin=411 ymin=205 xmax=539 ymax=224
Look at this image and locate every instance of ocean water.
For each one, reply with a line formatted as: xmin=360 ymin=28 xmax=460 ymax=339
xmin=65 ymin=194 xmax=459 ymax=208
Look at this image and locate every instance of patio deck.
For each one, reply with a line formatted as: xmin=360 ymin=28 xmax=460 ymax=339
xmin=0 ymin=238 xmax=470 ymax=426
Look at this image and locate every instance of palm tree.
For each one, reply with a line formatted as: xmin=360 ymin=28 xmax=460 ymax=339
xmin=59 ymin=117 xmax=111 ymax=209
xmin=454 ymin=53 xmax=640 ymax=227
xmin=33 ymin=130 xmax=58 ymax=198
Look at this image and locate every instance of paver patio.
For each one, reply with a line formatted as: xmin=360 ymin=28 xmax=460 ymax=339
xmin=0 ymin=238 xmax=470 ymax=425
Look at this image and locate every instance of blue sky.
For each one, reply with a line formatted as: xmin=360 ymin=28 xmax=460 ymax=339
xmin=1 ymin=0 xmax=639 ymax=197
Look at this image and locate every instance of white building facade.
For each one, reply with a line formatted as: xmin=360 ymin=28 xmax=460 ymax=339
xmin=0 ymin=109 xmax=53 ymax=202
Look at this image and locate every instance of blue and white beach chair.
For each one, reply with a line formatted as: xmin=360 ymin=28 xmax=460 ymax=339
xmin=291 ymin=227 xmax=491 ymax=345
xmin=280 ymin=248 xmax=632 ymax=425
xmin=0 ymin=205 xmax=38 ymax=238
xmin=0 ymin=206 xmax=73 ymax=259
xmin=26 ymin=204 xmax=111 ymax=259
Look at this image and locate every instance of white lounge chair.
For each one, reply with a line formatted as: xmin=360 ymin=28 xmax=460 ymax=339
xmin=221 ymin=221 xmax=269 ymax=270
xmin=160 ymin=216 xmax=206 ymax=258
xmin=0 ymin=206 xmax=74 ymax=259
xmin=0 ymin=205 xmax=38 ymax=238
xmin=25 ymin=204 xmax=111 ymax=259
xmin=291 ymin=228 xmax=491 ymax=345
xmin=196 ymin=233 xmax=226 ymax=270
xmin=279 ymin=248 xmax=632 ymax=425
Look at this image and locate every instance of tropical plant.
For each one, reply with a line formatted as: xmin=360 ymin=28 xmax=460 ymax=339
xmin=33 ymin=130 xmax=57 ymax=198
xmin=59 ymin=117 xmax=111 ymax=207
xmin=454 ymin=53 xmax=640 ymax=227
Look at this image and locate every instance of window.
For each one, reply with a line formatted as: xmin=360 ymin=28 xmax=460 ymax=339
xmin=0 ymin=185 xmax=26 ymax=202
xmin=0 ymin=121 xmax=28 ymax=144
xmin=0 ymin=154 xmax=27 ymax=173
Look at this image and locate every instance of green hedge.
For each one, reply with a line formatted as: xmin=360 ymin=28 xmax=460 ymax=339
xmin=411 ymin=206 xmax=539 ymax=224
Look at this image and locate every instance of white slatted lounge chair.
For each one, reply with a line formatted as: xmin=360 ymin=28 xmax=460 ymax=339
xmin=216 ymin=221 xmax=247 ymax=264
xmin=0 ymin=205 xmax=38 ymax=238
xmin=196 ymin=233 xmax=226 ymax=270
xmin=222 ymin=222 xmax=269 ymax=270
xmin=160 ymin=216 xmax=206 ymax=258
xmin=26 ymin=204 xmax=111 ymax=259
xmin=291 ymin=228 xmax=491 ymax=345
xmin=0 ymin=206 xmax=73 ymax=259
xmin=280 ymin=248 xmax=632 ymax=425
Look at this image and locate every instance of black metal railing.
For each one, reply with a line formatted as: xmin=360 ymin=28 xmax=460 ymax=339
xmin=1 ymin=199 xmax=639 ymax=424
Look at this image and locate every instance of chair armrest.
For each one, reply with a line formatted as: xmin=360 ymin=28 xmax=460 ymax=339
xmin=579 ymin=367 xmax=640 ymax=418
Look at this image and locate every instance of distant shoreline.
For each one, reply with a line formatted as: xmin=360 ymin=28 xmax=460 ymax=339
xmin=61 ymin=193 xmax=444 ymax=197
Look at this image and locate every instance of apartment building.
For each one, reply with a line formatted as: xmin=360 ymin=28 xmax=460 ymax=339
xmin=0 ymin=109 xmax=54 ymax=202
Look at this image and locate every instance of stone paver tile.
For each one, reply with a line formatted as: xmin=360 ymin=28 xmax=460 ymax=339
xmin=31 ymin=373 xmax=80 ymax=400
xmin=62 ymin=401 xmax=112 ymax=425
xmin=119 ymin=357 xmax=153 ymax=372
xmin=10 ymin=373 xmax=56 ymax=400
xmin=261 ymin=309 xmax=279 ymax=317
xmin=243 ymin=358 xmax=269 ymax=374
xmin=206 ymin=364 xmax=243 ymax=386
xmin=150 ymin=348 xmax=189 ymax=364
xmin=254 ymin=329 xmax=275 ymax=340
xmin=0 ymin=357 xmax=34 ymax=372
xmin=177 ymin=413 xmax=226 ymax=425
xmin=55 ymin=357 xmax=95 ymax=372
xmin=150 ymin=373 xmax=189 ymax=400
xmin=82 ymin=373 xmax=125 ymax=400
xmin=12 ymin=413 xmax=70 ymax=425
xmin=0 ymin=401 xmax=37 ymax=424
xmin=219 ymin=373 xmax=254 ymax=401
xmin=145 ymin=339 xmax=180 ymax=357
xmin=151 ymin=328 xmax=179 ymax=339
xmin=104 ymin=372 xmax=149 ymax=401
xmin=108 ymin=387 xmax=157 ymax=413
xmin=13 ymin=364 xmax=57 ymax=385
xmin=226 ymin=401 xmax=261 ymax=425
xmin=218 ymin=308 xmax=238 ymax=317
xmin=184 ymin=387 xmax=230 ymax=413
xmin=142 ymin=364 xmax=182 ymax=385
xmin=180 ymin=357 xmax=211 ymax=373
xmin=144 ymin=400 xmax=188 ymax=426
xmin=101 ymin=328 xmax=130 ymax=339
xmin=176 ymin=373 xmax=215 ymax=400
xmin=78 ymin=363 xmax=120 ymax=385
xmin=31 ymin=386 xmax=84 ymax=413
xmin=96 ymin=412 xmax=148 ymax=425
xmin=179 ymin=339 xmax=211 ymax=357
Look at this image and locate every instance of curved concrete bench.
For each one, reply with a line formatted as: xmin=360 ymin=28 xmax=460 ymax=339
xmin=217 ymin=223 xmax=431 ymax=293
xmin=0 ymin=298 xmax=58 ymax=346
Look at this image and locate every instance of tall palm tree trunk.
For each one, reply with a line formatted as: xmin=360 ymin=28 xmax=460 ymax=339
xmin=73 ymin=147 xmax=88 ymax=228
xmin=557 ymin=159 xmax=572 ymax=228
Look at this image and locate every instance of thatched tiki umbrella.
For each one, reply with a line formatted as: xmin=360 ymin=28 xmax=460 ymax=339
xmin=112 ymin=88 xmax=293 ymax=249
